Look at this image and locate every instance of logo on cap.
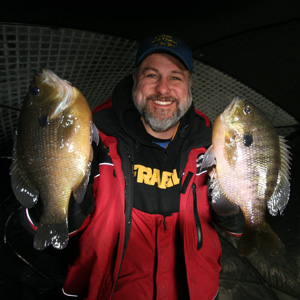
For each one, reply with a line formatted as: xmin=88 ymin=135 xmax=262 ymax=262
xmin=136 ymin=33 xmax=193 ymax=71
xmin=152 ymin=34 xmax=178 ymax=48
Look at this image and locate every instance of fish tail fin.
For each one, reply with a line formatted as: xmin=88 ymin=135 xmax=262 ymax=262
xmin=238 ymin=223 xmax=285 ymax=256
xmin=33 ymin=217 xmax=69 ymax=250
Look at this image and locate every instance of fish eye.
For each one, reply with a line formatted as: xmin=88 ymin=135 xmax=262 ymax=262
xmin=243 ymin=106 xmax=252 ymax=115
xmin=31 ymin=87 xmax=40 ymax=95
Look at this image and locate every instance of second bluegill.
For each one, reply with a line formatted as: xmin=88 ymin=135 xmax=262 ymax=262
xmin=201 ymin=98 xmax=291 ymax=256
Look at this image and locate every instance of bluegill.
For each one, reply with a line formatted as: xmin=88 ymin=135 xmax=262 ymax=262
xmin=10 ymin=69 xmax=99 ymax=250
xmin=201 ymin=98 xmax=291 ymax=256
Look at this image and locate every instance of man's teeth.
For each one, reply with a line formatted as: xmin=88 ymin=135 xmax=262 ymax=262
xmin=154 ymin=100 xmax=172 ymax=105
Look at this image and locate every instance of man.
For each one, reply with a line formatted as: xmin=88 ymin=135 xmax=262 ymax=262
xmin=61 ymin=34 xmax=244 ymax=300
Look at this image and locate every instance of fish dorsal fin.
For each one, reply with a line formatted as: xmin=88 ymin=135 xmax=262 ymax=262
xmin=210 ymin=177 xmax=240 ymax=216
xmin=267 ymin=136 xmax=292 ymax=216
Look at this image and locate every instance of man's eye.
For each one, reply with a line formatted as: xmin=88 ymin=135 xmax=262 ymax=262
xmin=171 ymin=76 xmax=181 ymax=80
xmin=146 ymin=73 xmax=157 ymax=78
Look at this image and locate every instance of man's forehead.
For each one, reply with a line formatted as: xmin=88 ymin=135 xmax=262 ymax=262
xmin=139 ymin=53 xmax=188 ymax=72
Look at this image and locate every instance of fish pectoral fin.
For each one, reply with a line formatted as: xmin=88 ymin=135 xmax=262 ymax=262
xmin=210 ymin=178 xmax=240 ymax=216
xmin=10 ymin=157 xmax=39 ymax=208
xmin=200 ymin=145 xmax=216 ymax=171
xmin=72 ymin=162 xmax=91 ymax=203
xmin=267 ymin=136 xmax=292 ymax=216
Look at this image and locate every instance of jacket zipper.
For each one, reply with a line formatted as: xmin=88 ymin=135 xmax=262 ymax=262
xmin=192 ymin=183 xmax=203 ymax=250
xmin=111 ymin=154 xmax=134 ymax=300
xmin=181 ymin=172 xmax=203 ymax=250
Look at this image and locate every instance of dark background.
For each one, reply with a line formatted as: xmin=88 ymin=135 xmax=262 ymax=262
xmin=0 ymin=1 xmax=299 ymax=299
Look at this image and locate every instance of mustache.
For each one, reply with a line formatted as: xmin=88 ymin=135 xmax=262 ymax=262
xmin=146 ymin=94 xmax=179 ymax=102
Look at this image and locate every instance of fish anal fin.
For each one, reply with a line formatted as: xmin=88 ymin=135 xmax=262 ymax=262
xmin=72 ymin=161 xmax=91 ymax=203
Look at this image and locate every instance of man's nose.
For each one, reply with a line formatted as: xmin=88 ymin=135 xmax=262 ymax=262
xmin=155 ymin=77 xmax=171 ymax=94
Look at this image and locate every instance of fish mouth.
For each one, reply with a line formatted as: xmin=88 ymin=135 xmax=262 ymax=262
xmin=34 ymin=68 xmax=45 ymax=77
xmin=34 ymin=68 xmax=49 ymax=81
xmin=224 ymin=98 xmax=242 ymax=115
xmin=32 ymin=68 xmax=74 ymax=121
xmin=223 ymin=98 xmax=248 ymax=123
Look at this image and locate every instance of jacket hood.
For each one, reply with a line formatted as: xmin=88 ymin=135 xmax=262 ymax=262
xmin=95 ymin=75 xmax=212 ymax=149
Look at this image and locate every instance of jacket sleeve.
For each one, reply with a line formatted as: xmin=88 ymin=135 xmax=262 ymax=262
xmin=210 ymin=205 xmax=244 ymax=237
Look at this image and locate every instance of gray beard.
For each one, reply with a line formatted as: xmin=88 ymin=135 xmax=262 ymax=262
xmin=142 ymin=101 xmax=185 ymax=132
xmin=132 ymin=90 xmax=192 ymax=132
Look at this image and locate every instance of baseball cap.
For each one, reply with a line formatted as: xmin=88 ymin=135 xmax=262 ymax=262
xmin=135 ymin=34 xmax=193 ymax=71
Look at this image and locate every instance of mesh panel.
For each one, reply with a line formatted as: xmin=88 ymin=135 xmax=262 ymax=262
xmin=0 ymin=23 xmax=298 ymax=154
xmin=192 ymin=63 xmax=298 ymax=134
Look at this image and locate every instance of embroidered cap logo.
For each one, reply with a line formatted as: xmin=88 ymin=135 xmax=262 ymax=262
xmin=152 ymin=34 xmax=178 ymax=48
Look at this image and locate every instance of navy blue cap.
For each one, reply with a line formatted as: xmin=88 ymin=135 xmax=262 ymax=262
xmin=135 ymin=34 xmax=193 ymax=71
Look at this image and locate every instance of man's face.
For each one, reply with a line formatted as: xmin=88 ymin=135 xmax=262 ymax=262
xmin=133 ymin=53 xmax=192 ymax=133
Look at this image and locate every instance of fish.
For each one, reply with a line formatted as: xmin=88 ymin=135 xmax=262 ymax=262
xmin=10 ymin=69 xmax=99 ymax=250
xmin=201 ymin=97 xmax=291 ymax=256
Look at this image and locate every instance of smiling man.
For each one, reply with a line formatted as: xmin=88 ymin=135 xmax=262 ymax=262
xmin=133 ymin=52 xmax=192 ymax=138
xmin=61 ymin=34 xmax=244 ymax=300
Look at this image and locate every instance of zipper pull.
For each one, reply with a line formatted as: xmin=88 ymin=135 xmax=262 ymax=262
xmin=192 ymin=183 xmax=203 ymax=250
xmin=163 ymin=214 xmax=172 ymax=231
xmin=163 ymin=215 xmax=167 ymax=231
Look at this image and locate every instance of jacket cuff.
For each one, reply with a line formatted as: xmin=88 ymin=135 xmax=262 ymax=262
xmin=24 ymin=207 xmax=91 ymax=237
xmin=211 ymin=208 xmax=244 ymax=237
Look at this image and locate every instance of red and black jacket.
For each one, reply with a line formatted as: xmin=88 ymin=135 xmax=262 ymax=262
xmin=61 ymin=75 xmax=243 ymax=300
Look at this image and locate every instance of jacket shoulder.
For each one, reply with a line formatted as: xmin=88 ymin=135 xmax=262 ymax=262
xmin=93 ymin=97 xmax=112 ymax=114
xmin=194 ymin=108 xmax=211 ymax=127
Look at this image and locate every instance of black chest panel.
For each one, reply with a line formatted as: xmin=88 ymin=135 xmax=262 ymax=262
xmin=132 ymin=139 xmax=183 ymax=215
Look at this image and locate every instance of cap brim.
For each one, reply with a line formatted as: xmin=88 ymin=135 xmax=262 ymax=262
xmin=136 ymin=46 xmax=192 ymax=71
